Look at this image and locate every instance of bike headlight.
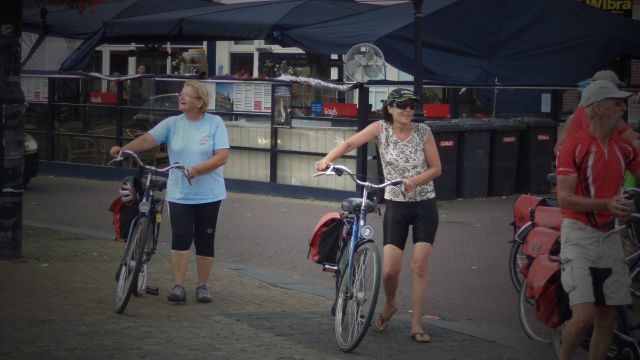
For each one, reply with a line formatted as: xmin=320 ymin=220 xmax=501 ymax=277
xmin=138 ymin=201 xmax=150 ymax=213
xmin=361 ymin=225 xmax=374 ymax=240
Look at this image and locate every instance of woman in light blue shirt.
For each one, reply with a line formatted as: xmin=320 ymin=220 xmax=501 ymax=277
xmin=111 ymin=80 xmax=229 ymax=304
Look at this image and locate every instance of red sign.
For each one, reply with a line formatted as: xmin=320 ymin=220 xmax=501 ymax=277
xmin=536 ymin=134 xmax=550 ymax=141
xmin=89 ymin=91 xmax=117 ymax=104
xmin=253 ymin=100 xmax=263 ymax=111
xmin=423 ymin=104 xmax=450 ymax=118
xmin=439 ymin=140 xmax=455 ymax=147
xmin=502 ymin=136 xmax=517 ymax=143
xmin=322 ymin=102 xmax=358 ymax=117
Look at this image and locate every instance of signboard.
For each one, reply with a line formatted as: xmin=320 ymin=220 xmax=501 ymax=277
xmin=311 ymin=101 xmax=323 ymax=115
xmin=88 ymin=91 xmax=117 ymax=104
xmin=272 ymin=84 xmax=292 ymax=128
xmin=322 ymin=102 xmax=357 ymax=117
xmin=423 ymin=104 xmax=450 ymax=118
xmin=580 ymin=0 xmax=633 ymax=16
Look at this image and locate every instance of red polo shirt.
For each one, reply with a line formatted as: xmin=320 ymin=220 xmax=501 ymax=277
xmin=556 ymin=129 xmax=640 ymax=231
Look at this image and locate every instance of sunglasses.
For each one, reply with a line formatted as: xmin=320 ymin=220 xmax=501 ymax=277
xmin=393 ymin=102 xmax=416 ymax=110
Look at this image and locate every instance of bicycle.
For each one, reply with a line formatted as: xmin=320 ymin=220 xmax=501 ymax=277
xmin=516 ymin=187 xmax=640 ymax=358
xmin=313 ymin=164 xmax=404 ymax=352
xmin=109 ymin=150 xmax=190 ymax=314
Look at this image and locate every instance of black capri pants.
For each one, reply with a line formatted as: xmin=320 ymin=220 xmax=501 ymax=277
xmin=167 ymin=200 xmax=222 ymax=257
xmin=383 ymin=198 xmax=438 ymax=251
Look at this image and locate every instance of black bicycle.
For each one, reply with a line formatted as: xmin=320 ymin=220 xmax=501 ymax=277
xmin=314 ymin=164 xmax=403 ymax=352
xmin=109 ymin=150 xmax=190 ymax=313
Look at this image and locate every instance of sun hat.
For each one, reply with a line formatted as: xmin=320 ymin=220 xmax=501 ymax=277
xmin=592 ymin=70 xmax=625 ymax=87
xmin=580 ymin=80 xmax=631 ymax=107
xmin=386 ymin=88 xmax=418 ymax=104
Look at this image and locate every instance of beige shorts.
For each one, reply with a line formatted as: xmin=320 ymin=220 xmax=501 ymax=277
xmin=560 ymin=219 xmax=630 ymax=306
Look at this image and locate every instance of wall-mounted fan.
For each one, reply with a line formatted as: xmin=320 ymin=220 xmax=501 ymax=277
xmin=343 ymin=43 xmax=386 ymax=83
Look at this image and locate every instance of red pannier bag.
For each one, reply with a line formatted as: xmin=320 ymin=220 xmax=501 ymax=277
xmin=513 ymin=194 xmax=544 ymax=234
xmin=533 ymin=206 xmax=562 ymax=231
xmin=308 ymin=211 xmax=344 ymax=264
xmin=519 ymin=227 xmax=560 ymax=278
xmin=525 ymin=255 xmax=571 ymax=328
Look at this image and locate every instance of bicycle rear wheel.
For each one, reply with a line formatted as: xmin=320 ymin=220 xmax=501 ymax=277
xmin=509 ymin=239 xmax=526 ymax=292
xmin=334 ymin=242 xmax=381 ymax=352
xmin=115 ymin=217 xmax=149 ymax=313
xmin=518 ymin=279 xmax=552 ymax=343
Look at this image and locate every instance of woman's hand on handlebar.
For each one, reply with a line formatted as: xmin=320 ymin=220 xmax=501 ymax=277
xmin=315 ymin=159 xmax=331 ymax=172
xmin=403 ymin=178 xmax=417 ymax=192
xmin=110 ymin=146 xmax=122 ymax=158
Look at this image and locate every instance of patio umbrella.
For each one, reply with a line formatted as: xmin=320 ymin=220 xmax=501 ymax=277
xmin=282 ymin=0 xmax=640 ymax=87
xmin=60 ymin=0 xmax=380 ymax=70
xmin=22 ymin=0 xmax=220 ymax=69
xmin=101 ymin=0 xmax=380 ymax=42
xmin=22 ymin=0 xmax=219 ymax=39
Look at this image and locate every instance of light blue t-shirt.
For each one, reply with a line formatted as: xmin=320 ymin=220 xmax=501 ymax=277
xmin=149 ymin=113 xmax=230 ymax=204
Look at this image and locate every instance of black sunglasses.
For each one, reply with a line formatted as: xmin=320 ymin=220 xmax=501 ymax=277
xmin=393 ymin=102 xmax=416 ymax=110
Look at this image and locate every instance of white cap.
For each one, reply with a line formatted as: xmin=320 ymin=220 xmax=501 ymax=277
xmin=592 ymin=70 xmax=625 ymax=87
xmin=580 ymin=80 xmax=631 ymax=107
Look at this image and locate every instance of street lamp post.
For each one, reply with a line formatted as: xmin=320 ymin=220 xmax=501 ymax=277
xmin=412 ymin=0 xmax=424 ymax=122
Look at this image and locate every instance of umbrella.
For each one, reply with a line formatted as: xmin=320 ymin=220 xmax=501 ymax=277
xmin=101 ymin=0 xmax=380 ymax=42
xmin=59 ymin=0 xmax=380 ymax=70
xmin=22 ymin=0 xmax=219 ymax=39
xmin=282 ymin=0 xmax=640 ymax=86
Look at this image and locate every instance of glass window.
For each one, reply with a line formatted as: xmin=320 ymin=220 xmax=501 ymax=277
xmin=230 ymin=53 xmax=254 ymax=77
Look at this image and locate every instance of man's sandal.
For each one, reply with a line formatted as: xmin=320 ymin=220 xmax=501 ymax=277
xmin=372 ymin=308 xmax=397 ymax=332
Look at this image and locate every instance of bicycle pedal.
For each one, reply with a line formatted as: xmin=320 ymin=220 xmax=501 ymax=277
xmin=145 ymin=286 xmax=159 ymax=295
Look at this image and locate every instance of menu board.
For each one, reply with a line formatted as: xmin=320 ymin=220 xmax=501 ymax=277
xmin=20 ymin=77 xmax=49 ymax=102
xmin=233 ymin=83 xmax=271 ymax=112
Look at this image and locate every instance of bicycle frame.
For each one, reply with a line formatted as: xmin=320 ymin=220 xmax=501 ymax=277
xmin=342 ymin=184 xmax=375 ymax=296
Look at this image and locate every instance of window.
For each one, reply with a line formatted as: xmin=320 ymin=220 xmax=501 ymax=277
xmin=230 ymin=53 xmax=254 ymax=78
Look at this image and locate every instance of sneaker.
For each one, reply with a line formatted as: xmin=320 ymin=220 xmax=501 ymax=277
xmin=196 ymin=284 xmax=212 ymax=303
xmin=167 ymin=284 xmax=186 ymax=303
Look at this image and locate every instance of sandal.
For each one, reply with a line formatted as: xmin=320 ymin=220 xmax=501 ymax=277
xmin=372 ymin=308 xmax=397 ymax=332
xmin=410 ymin=331 xmax=431 ymax=343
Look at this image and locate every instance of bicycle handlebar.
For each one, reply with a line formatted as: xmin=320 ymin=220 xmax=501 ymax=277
xmin=109 ymin=150 xmax=191 ymax=185
xmin=314 ymin=164 xmax=405 ymax=192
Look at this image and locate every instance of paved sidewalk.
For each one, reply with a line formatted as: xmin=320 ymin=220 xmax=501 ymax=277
xmin=0 ymin=225 xmax=554 ymax=359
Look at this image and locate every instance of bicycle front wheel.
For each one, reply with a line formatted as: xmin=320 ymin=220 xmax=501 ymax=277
xmin=115 ymin=216 xmax=149 ymax=313
xmin=334 ymin=242 xmax=381 ymax=352
xmin=518 ymin=279 xmax=552 ymax=343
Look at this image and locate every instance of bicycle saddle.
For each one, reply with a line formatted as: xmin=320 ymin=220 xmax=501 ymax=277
xmin=341 ymin=198 xmax=375 ymax=214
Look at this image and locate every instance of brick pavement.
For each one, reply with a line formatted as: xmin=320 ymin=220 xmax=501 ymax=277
xmin=0 ymin=226 xmax=554 ymax=359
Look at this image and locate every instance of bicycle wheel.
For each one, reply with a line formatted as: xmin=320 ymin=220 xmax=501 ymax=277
xmin=334 ymin=242 xmax=381 ymax=352
xmin=509 ymin=239 xmax=526 ymax=292
xmin=115 ymin=216 xmax=149 ymax=313
xmin=518 ymin=279 xmax=552 ymax=343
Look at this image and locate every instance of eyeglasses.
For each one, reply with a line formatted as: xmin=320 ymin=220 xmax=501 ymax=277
xmin=393 ymin=102 xmax=416 ymax=110
xmin=178 ymin=92 xmax=200 ymax=99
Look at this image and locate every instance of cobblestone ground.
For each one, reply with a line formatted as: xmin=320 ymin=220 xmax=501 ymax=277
xmin=0 ymin=227 xmax=552 ymax=359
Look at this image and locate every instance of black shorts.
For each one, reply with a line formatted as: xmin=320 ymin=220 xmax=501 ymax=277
xmin=383 ymin=198 xmax=438 ymax=251
xmin=167 ymin=200 xmax=222 ymax=257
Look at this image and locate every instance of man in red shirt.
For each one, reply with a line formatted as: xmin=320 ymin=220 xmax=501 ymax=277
xmin=556 ymin=79 xmax=637 ymax=360
xmin=555 ymin=70 xmax=639 ymax=154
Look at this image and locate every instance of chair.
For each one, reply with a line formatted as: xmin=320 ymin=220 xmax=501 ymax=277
xmin=62 ymin=136 xmax=98 ymax=164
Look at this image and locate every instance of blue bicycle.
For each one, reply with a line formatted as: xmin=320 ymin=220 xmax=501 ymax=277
xmin=109 ymin=150 xmax=190 ymax=314
xmin=314 ymin=164 xmax=403 ymax=352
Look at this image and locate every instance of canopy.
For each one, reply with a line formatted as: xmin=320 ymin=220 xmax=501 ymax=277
xmin=32 ymin=0 xmax=380 ymax=71
xmin=101 ymin=0 xmax=380 ymax=42
xmin=22 ymin=0 xmax=218 ymax=39
xmin=283 ymin=0 xmax=640 ymax=86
